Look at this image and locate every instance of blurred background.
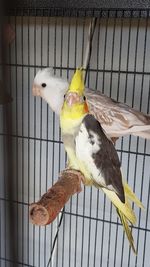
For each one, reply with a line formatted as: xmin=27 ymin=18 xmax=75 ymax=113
xmin=0 ymin=1 xmax=150 ymax=266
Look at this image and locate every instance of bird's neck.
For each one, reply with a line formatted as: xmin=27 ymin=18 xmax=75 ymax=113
xmin=61 ymin=101 xmax=88 ymax=119
xmin=60 ymin=114 xmax=85 ymax=135
xmin=60 ymin=106 xmax=87 ymax=134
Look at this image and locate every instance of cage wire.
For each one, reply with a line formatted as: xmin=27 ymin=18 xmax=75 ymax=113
xmin=0 ymin=4 xmax=150 ymax=267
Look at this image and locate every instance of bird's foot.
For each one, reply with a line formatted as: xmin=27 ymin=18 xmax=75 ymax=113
xmin=59 ymin=169 xmax=85 ymax=193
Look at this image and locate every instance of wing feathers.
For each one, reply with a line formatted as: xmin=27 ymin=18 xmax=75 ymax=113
xmin=76 ymin=114 xmax=125 ymax=203
xmin=85 ymin=88 xmax=150 ymax=139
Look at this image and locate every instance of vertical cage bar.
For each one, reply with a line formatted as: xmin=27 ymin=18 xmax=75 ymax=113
xmin=127 ymin=12 xmax=141 ymax=266
xmin=119 ymin=12 xmax=132 ymax=266
xmin=21 ymin=13 xmax=25 ymax=264
xmin=27 ymin=8 xmax=30 ymax=266
xmin=33 ymin=9 xmax=37 ymax=267
xmin=135 ymin=11 xmax=149 ymax=265
xmin=14 ymin=12 xmax=19 ymax=263
xmin=44 ymin=12 xmax=50 ymax=267
xmin=100 ymin=11 xmax=109 ymax=267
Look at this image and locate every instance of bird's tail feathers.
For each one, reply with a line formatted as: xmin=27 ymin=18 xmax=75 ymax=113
xmin=102 ymin=188 xmax=136 ymax=225
xmin=103 ymin=180 xmax=144 ymax=254
xmin=103 ymin=187 xmax=137 ymax=253
xmin=117 ymin=208 xmax=137 ymax=254
xmin=123 ymin=182 xmax=144 ymax=209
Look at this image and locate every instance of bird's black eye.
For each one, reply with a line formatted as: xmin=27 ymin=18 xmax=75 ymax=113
xmin=83 ymin=96 xmax=86 ymax=101
xmin=41 ymin=83 xmax=46 ymax=88
xmin=64 ymin=94 xmax=66 ymax=99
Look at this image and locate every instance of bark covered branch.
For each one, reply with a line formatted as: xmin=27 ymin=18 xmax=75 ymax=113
xmin=29 ymin=169 xmax=83 ymax=226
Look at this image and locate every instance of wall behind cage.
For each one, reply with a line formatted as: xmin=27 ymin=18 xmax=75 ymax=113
xmin=0 ymin=15 xmax=150 ymax=267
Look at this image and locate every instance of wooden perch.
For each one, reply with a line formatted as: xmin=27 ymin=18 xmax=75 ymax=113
xmin=29 ymin=169 xmax=83 ymax=226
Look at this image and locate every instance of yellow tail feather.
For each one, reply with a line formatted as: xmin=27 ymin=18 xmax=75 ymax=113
xmin=117 ymin=208 xmax=137 ymax=254
xmin=124 ymin=182 xmax=145 ymax=209
xmin=102 ymin=182 xmax=144 ymax=254
xmin=102 ymin=188 xmax=137 ymax=225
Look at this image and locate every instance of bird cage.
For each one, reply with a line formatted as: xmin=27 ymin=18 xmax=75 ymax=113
xmin=0 ymin=0 xmax=150 ymax=266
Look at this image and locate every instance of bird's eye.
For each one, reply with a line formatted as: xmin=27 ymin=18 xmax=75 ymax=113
xmin=41 ymin=83 xmax=46 ymax=88
xmin=64 ymin=94 xmax=66 ymax=99
xmin=83 ymin=96 xmax=86 ymax=101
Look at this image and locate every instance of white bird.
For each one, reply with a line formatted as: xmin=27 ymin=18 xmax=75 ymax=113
xmin=32 ymin=68 xmax=150 ymax=140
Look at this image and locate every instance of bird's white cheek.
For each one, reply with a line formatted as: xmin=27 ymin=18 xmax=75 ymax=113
xmin=42 ymin=89 xmax=64 ymax=115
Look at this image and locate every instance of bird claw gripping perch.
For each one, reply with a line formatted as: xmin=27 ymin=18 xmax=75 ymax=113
xmin=59 ymin=169 xmax=85 ymax=193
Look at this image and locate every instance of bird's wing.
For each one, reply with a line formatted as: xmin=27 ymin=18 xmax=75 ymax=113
xmin=75 ymin=114 xmax=125 ymax=203
xmin=85 ymin=88 xmax=150 ymax=138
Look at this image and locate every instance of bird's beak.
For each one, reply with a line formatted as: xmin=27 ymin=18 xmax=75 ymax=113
xmin=32 ymin=84 xmax=41 ymax=96
xmin=66 ymin=92 xmax=80 ymax=107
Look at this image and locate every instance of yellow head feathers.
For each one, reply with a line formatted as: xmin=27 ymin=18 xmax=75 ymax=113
xmin=68 ymin=68 xmax=85 ymax=96
xmin=60 ymin=68 xmax=89 ymax=120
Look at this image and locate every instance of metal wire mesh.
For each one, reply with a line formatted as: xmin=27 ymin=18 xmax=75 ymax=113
xmin=0 ymin=8 xmax=150 ymax=267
